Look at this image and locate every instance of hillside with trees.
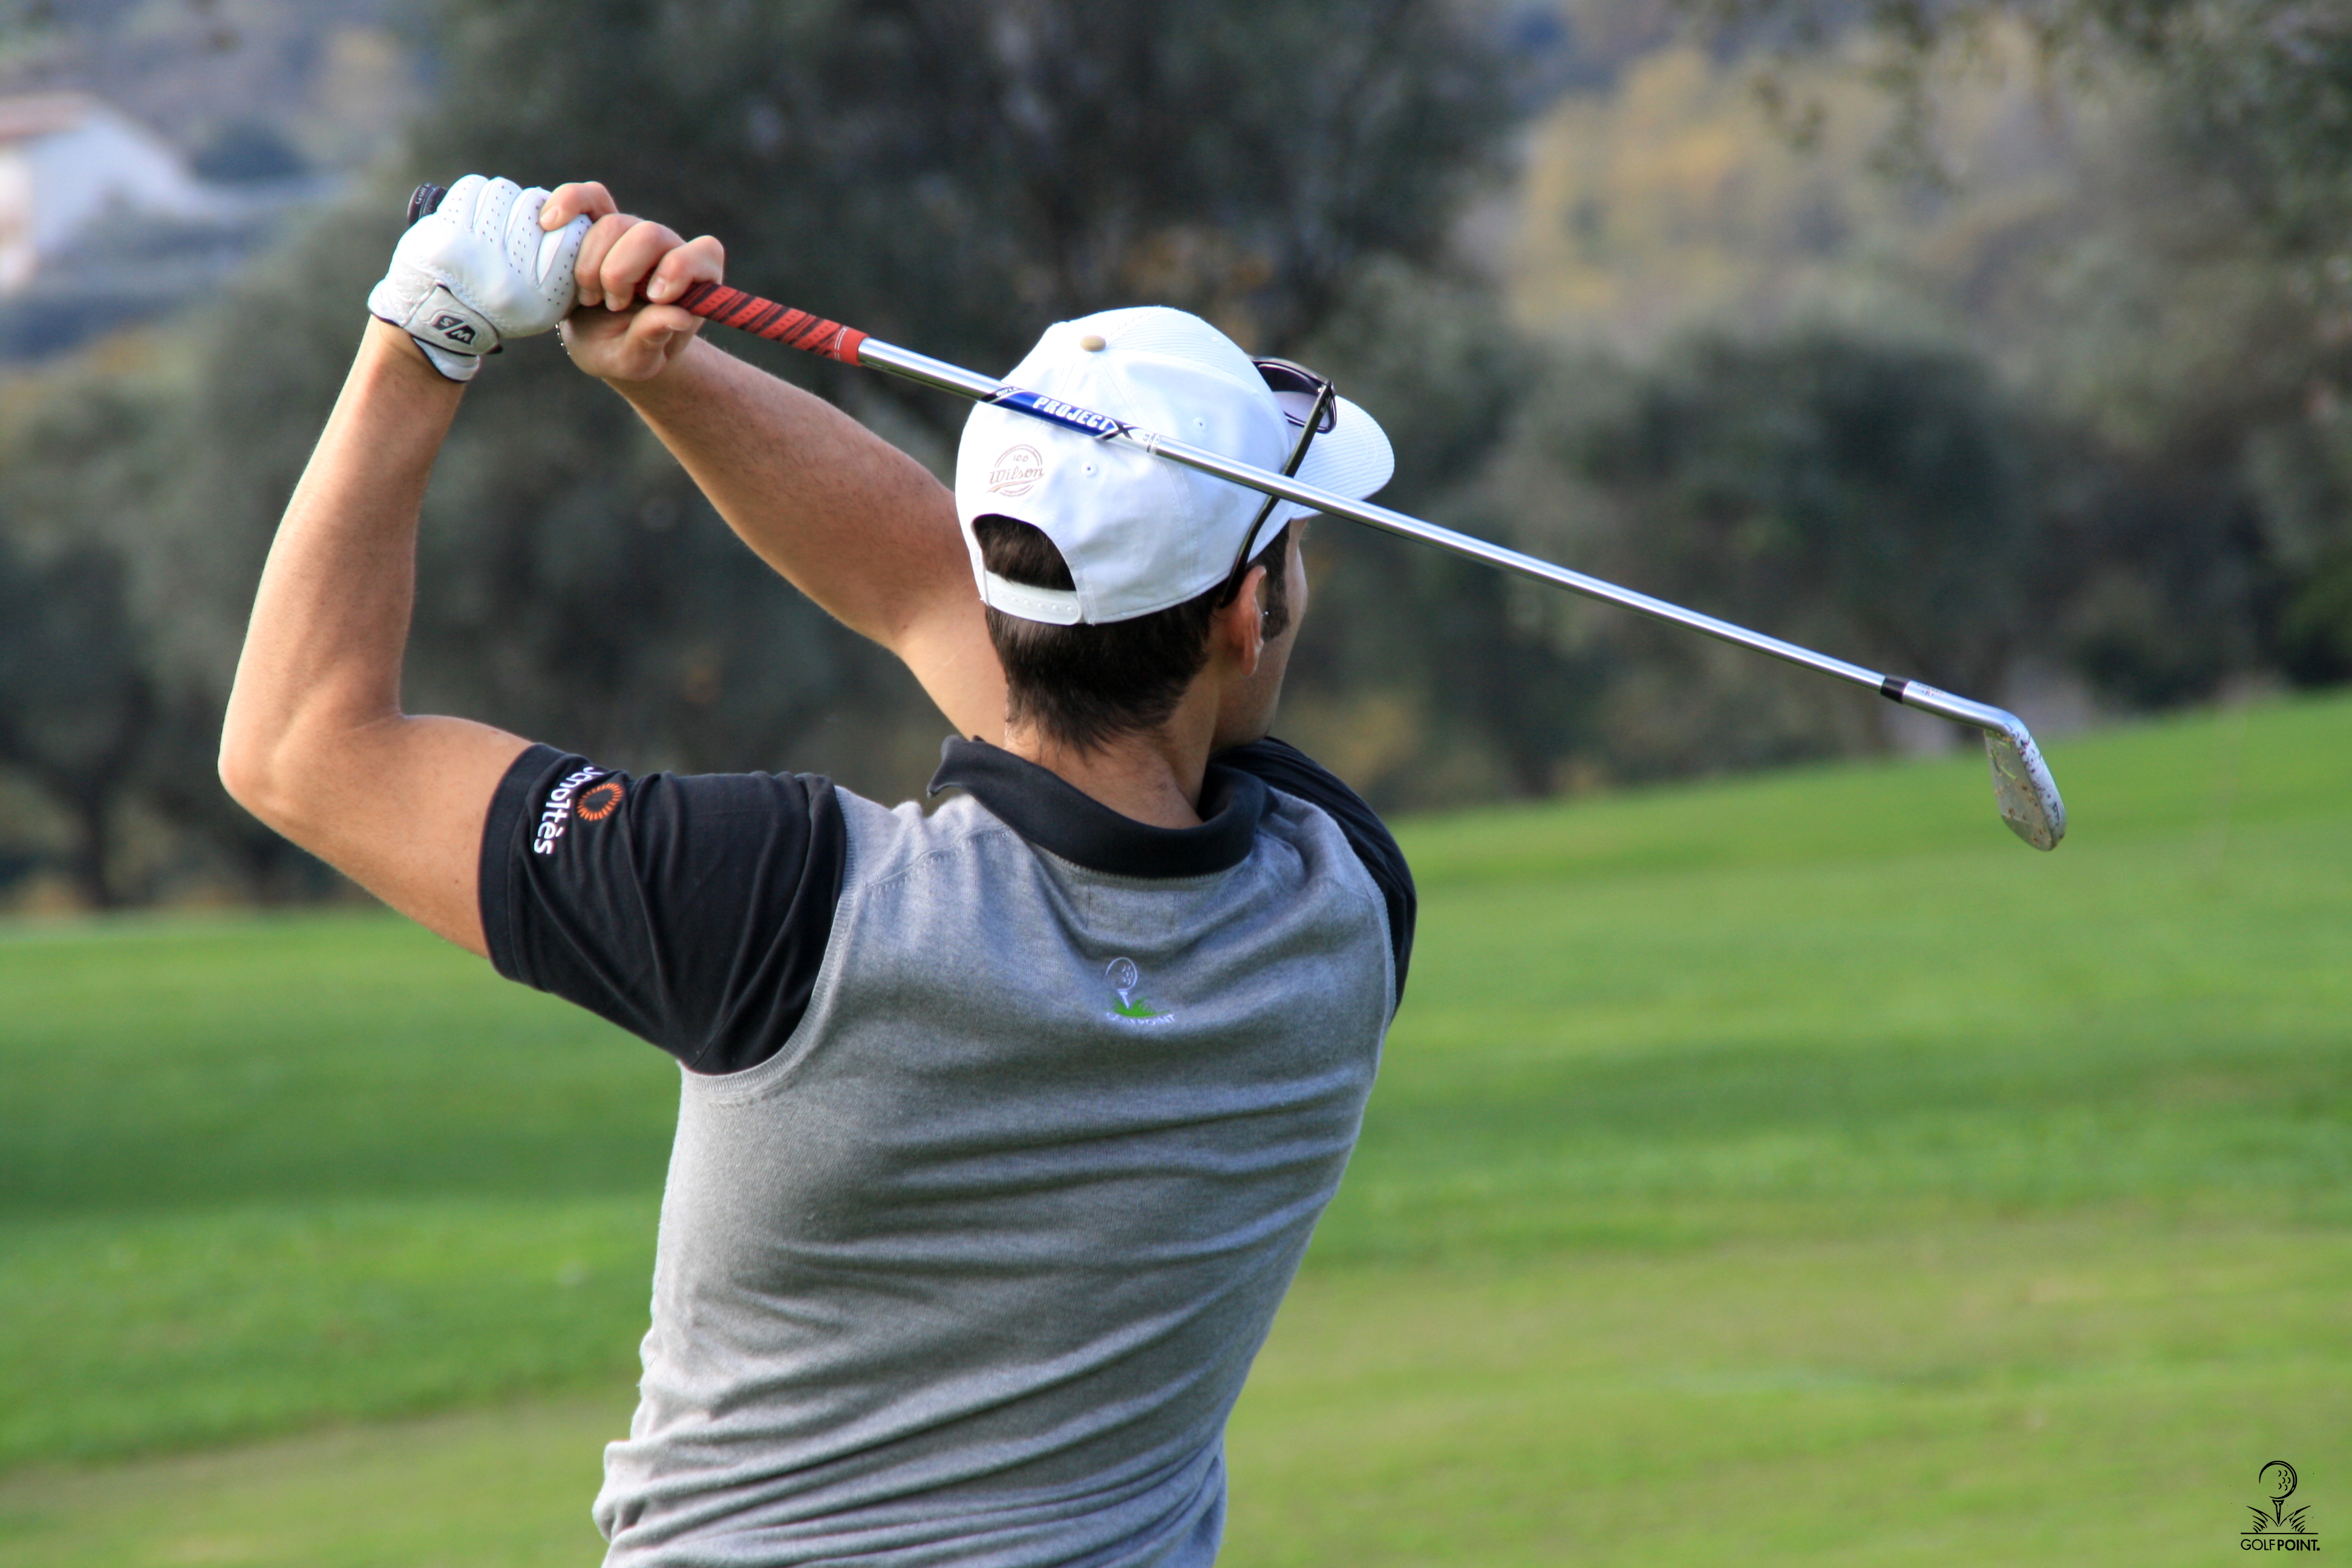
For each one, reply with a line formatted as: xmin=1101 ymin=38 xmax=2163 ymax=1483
xmin=1 ymin=0 xmax=2345 ymax=906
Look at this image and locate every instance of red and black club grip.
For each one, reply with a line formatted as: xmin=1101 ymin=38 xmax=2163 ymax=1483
xmin=402 ymin=184 xmax=868 ymax=365
xmin=671 ymin=281 xmax=866 ymax=364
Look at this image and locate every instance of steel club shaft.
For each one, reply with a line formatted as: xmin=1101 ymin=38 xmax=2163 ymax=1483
xmin=660 ymin=275 xmax=2068 ymax=849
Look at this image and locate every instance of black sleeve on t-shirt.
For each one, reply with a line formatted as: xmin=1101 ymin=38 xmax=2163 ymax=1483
xmin=478 ymin=743 xmax=848 ymax=1076
xmin=1214 ymin=736 xmax=1417 ymax=1005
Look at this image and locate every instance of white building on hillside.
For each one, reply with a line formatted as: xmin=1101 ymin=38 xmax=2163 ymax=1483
xmin=0 ymin=92 xmax=229 ymax=293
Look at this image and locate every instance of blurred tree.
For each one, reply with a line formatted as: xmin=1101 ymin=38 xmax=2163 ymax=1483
xmin=2047 ymin=452 xmax=2267 ymax=708
xmin=1287 ymin=260 xmax=1607 ymax=801
xmin=1670 ymin=0 xmax=2352 ymax=697
xmin=1486 ymin=328 xmax=2060 ymax=773
xmin=0 ymin=536 xmax=153 ymax=907
xmin=1684 ymin=0 xmax=2351 ymax=247
xmin=2245 ymin=411 xmax=2352 ymax=685
xmin=371 ymin=0 xmax=1540 ymax=790
xmin=1565 ymin=330 xmax=2039 ymax=690
xmin=0 ymin=0 xmax=1546 ymax=911
xmin=423 ymin=0 xmax=1530 ymax=372
xmin=0 ymin=332 xmax=337 ymax=906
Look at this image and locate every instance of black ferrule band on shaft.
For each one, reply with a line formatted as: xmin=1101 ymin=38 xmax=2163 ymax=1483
xmin=1880 ymin=676 xmax=1909 ymax=703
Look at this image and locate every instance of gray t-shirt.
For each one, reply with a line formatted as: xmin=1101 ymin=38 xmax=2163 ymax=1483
xmin=482 ymin=737 xmax=1414 ymax=1566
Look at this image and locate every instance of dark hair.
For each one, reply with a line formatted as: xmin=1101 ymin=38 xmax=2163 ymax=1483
xmin=972 ymin=515 xmax=1293 ymax=752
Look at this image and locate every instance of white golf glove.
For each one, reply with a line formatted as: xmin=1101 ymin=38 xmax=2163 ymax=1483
xmin=368 ymin=175 xmax=590 ymax=382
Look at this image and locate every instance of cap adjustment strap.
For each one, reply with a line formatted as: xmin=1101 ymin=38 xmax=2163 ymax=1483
xmin=981 ymin=571 xmax=1085 ymax=625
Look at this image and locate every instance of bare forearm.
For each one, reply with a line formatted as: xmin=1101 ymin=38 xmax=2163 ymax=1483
xmin=613 ymin=338 xmax=973 ymax=648
xmin=539 ymin=185 xmax=1004 ymax=736
xmin=224 ymin=325 xmax=457 ymax=777
xmin=221 ymin=322 xmax=526 ymax=950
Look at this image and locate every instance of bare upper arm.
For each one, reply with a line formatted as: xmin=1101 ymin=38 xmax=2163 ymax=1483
xmin=223 ymin=714 xmax=529 ymax=959
xmin=893 ymin=584 xmax=1007 ymax=745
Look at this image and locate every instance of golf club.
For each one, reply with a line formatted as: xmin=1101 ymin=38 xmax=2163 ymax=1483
xmin=407 ymin=185 xmax=2067 ymax=851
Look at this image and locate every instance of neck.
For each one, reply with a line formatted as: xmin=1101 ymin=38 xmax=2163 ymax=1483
xmin=1002 ymin=692 xmax=1220 ymax=829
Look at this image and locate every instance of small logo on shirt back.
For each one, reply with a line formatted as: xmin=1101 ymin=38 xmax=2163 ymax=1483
xmin=1105 ymin=957 xmax=1171 ymax=1024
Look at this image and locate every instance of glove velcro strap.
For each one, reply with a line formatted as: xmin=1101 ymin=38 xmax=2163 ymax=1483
xmin=408 ymin=335 xmax=483 ymax=382
xmin=403 ymin=285 xmax=496 ymax=357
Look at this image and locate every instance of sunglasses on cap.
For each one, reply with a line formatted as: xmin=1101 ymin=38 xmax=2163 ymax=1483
xmin=1218 ymin=358 xmax=1339 ymax=607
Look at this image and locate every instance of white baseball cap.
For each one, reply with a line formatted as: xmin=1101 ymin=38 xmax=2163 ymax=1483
xmin=953 ymin=306 xmax=1394 ymax=625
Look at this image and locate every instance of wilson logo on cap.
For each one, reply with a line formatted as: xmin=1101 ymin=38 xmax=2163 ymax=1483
xmin=988 ymin=445 xmax=1045 ymax=497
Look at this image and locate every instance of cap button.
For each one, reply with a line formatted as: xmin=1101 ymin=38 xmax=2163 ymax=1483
xmin=1077 ymin=334 xmax=1107 ymax=352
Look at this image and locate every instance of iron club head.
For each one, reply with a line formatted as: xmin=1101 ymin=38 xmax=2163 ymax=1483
xmin=1984 ymin=725 xmax=2066 ymax=851
xmin=1880 ymin=679 xmax=2066 ymax=851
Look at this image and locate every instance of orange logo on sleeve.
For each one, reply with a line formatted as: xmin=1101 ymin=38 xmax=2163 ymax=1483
xmin=578 ymin=780 xmax=624 ymax=822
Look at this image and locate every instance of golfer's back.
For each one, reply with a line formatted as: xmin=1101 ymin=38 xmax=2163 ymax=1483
xmin=523 ymin=740 xmax=1405 ymax=1566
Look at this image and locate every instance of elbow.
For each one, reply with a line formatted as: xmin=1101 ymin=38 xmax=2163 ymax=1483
xmin=218 ymin=720 xmax=310 ymax=834
xmin=220 ymin=676 xmax=401 ymax=839
xmin=217 ymin=730 xmax=281 ymax=826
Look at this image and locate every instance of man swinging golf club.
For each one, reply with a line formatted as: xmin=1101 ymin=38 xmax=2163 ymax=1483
xmin=221 ymin=174 xmax=1414 ymax=1565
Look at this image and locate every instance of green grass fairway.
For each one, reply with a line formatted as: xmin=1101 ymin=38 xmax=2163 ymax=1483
xmin=5 ymin=1226 xmax=2342 ymax=1567
xmin=2 ymin=694 xmax=2347 ymax=1564
xmin=0 ymin=916 xmax=675 ymax=1468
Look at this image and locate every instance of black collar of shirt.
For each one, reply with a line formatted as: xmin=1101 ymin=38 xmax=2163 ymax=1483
xmin=928 ymin=736 xmax=1268 ymax=879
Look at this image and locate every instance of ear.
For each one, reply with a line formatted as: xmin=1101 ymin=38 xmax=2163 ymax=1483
xmin=1212 ymin=563 xmax=1270 ymax=678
